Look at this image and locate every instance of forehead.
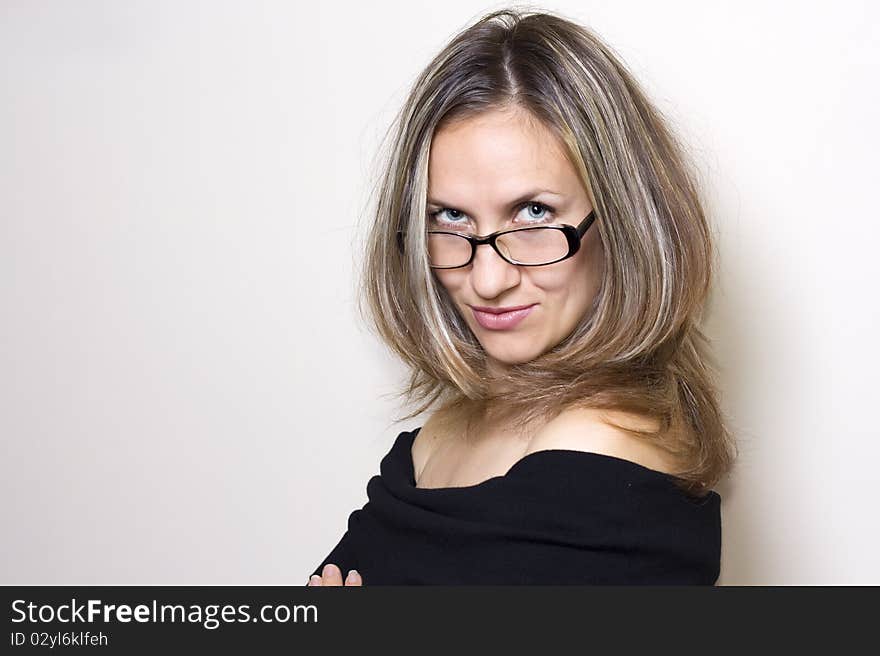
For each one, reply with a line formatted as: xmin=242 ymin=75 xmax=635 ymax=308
xmin=427 ymin=109 xmax=579 ymax=201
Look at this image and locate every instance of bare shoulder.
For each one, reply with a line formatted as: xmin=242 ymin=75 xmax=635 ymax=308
xmin=526 ymin=407 xmax=680 ymax=475
xmin=411 ymin=410 xmax=450 ymax=476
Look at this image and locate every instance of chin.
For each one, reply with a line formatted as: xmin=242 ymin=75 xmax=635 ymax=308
xmin=483 ymin=344 xmax=544 ymax=367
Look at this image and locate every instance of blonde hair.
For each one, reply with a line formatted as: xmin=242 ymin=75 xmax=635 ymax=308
xmin=356 ymin=7 xmax=737 ymax=496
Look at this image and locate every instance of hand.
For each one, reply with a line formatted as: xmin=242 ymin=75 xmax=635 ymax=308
xmin=306 ymin=563 xmax=362 ymax=586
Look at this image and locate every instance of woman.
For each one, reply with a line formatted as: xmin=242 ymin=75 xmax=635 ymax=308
xmin=307 ymin=8 xmax=736 ymax=586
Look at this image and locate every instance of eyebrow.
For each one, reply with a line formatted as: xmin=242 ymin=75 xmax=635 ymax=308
xmin=426 ymin=189 xmax=564 ymax=210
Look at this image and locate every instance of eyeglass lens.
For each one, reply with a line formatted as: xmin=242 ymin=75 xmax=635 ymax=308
xmin=427 ymin=228 xmax=569 ymax=267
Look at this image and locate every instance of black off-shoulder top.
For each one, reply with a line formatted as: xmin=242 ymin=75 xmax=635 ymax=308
xmin=309 ymin=427 xmax=721 ymax=585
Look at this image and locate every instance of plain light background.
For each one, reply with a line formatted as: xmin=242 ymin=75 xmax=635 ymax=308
xmin=2 ymin=0 xmax=877 ymax=585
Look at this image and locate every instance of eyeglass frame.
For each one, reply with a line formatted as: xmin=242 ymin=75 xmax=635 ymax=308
xmin=396 ymin=209 xmax=597 ymax=269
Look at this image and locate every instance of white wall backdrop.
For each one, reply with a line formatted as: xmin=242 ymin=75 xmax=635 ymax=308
xmin=2 ymin=0 xmax=877 ymax=585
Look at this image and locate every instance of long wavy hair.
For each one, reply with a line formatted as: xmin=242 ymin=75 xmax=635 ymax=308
xmin=356 ymin=7 xmax=737 ymax=496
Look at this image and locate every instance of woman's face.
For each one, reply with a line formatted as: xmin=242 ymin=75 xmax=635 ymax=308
xmin=428 ymin=108 xmax=604 ymax=372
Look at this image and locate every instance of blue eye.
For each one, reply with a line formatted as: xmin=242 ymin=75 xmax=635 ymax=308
xmin=429 ymin=208 xmax=467 ymax=224
xmin=523 ymin=203 xmax=549 ymax=220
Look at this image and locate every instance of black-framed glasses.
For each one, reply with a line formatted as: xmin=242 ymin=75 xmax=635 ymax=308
xmin=396 ymin=209 xmax=596 ymax=269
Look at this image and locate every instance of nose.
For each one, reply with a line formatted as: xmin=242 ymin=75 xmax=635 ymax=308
xmin=469 ymin=240 xmax=521 ymax=300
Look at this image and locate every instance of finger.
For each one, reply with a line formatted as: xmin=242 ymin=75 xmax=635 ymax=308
xmin=321 ymin=563 xmax=344 ymax=586
xmin=344 ymin=569 xmax=362 ymax=586
xmin=307 ymin=574 xmax=322 ymax=586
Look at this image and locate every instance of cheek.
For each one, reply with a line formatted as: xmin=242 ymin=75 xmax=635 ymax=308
xmin=533 ymin=254 xmax=591 ymax=294
xmin=432 ymin=270 xmax=461 ymax=293
xmin=432 ymin=270 xmax=468 ymax=310
xmin=530 ymin=255 xmax=599 ymax=315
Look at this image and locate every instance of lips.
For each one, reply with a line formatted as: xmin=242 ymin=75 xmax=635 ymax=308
xmin=470 ymin=304 xmax=536 ymax=330
xmin=470 ymin=304 xmax=535 ymax=314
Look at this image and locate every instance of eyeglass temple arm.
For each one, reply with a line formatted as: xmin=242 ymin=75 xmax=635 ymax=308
xmin=577 ymin=209 xmax=596 ymax=234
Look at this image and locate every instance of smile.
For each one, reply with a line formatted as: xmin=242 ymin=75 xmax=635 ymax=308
xmin=471 ymin=304 xmax=536 ymax=330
